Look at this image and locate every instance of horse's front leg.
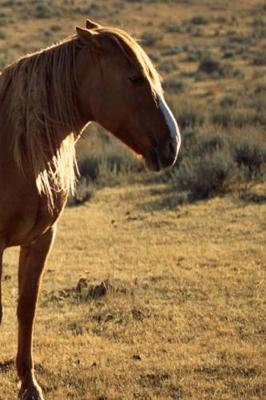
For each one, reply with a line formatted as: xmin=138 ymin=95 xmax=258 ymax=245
xmin=0 ymin=247 xmax=3 ymax=324
xmin=16 ymin=226 xmax=56 ymax=400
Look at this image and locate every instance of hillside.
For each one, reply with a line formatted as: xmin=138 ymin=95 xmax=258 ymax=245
xmin=0 ymin=0 xmax=265 ymax=399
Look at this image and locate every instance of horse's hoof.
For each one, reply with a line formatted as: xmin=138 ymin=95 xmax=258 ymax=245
xmin=18 ymin=386 xmax=44 ymax=400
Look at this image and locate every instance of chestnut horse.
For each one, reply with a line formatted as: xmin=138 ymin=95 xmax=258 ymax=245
xmin=0 ymin=19 xmax=180 ymax=399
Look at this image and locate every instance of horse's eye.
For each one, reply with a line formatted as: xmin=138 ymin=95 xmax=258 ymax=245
xmin=129 ymin=76 xmax=145 ymax=85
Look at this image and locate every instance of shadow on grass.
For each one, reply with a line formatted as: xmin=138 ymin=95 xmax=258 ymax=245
xmin=0 ymin=359 xmax=14 ymax=374
xmin=239 ymin=192 xmax=266 ymax=204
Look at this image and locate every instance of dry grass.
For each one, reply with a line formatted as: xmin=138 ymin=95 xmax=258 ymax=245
xmin=0 ymin=0 xmax=266 ymax=399
xmin=1 ymin=182 xmax=265 ymax=399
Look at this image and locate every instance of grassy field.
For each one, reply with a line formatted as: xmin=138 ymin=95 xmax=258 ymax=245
xmin=1 ymin=182 xmax=265 ymax=399
xmin=0 ymin=0 xmax=266 ymax=399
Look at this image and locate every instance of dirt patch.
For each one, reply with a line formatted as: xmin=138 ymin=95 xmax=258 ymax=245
xmin=43 ymin=278 xmax=131 ymax=306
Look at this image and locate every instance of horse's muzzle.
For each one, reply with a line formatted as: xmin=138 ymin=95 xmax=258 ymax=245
xmin=147 ymin=137 xmax=180 ymax=172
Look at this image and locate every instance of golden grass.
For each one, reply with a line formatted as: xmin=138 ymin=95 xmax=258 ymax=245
xmin=1 ymin=182 xmax=265 ymax=399
xmin=0 ymin=0 xmax=266 ymax=398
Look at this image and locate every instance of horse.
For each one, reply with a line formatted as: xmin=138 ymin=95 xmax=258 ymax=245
xmin=0 ymin=19 xmax=181 ymax=400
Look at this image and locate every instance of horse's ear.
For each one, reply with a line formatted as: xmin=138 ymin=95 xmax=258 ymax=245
xmin=76 ymin=26 xmax=100 ymax=47
xmin=86 ymin=18 xmax=101 ymax=30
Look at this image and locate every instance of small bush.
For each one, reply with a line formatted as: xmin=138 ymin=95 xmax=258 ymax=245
xmin=184 ymin=47 xmax=206 ymax=62
xmin=177 ymin=149 xmax=236 ymax=200
xmin=0 ymin=11 xmax=10 ymax=26
xmin=50 ymin=25 xmax=61 ymax=32
xmin=34 ymin=3 xmax=60 ymax=19
xmin=196 ymin=57 xmax=235 ymax=79
xmin=162 ymin=21 xmax=180 ymax=33
xmin=252 ymin=53 xmax=266 ymax=66
xmin=216 ymin=16 xmax=227 ymax=23
xmin=0 ymin=31 xmax=7 ymax=40
xmin=211 ymin=110 xmax=232 ymax=127
xmin=68 ymin=178 xmax=95 ymax=207
xmin=191 ymin=16 xmax=210 ymax=25
xmin=161 ymin=46 xmax=182 ymax=56
xmin=232 ymin=139 xmax=266 ymax=175
xmin=171 ymin=104 xmax=205 ymax=129
xmin=159 ymin=59 xmax=177 ymax=73
xmin=219 ymin=95 xmax=237 ymax=107
xmin=163 ymin=74 xmax=185 ymax=93
xmin=141 ymin=31 xmax=162 ymax=47
xmin=160 ymin=129 xmax=266 ymax=202
xmin=223 ymin=50 xmax=235 ymax=59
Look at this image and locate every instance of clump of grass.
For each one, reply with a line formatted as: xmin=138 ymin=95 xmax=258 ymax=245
xmin=68 ymin=178 xmax=95 ymax=207
xmin=50 ymin=25 xmax=61 ymax=32
xmin=160 ymin=128 xmax=266 ymax=202
xmin=219 ymin=95 xmax=238 ymax=107
xmin=162 ymin=21 xmax=180 ymax=33
xmin=223 ymin=49 xmax=235 ymax=59
xmin=168 ymin=99 xmax=205 ymax=129
xmin=161 ymin=46 xmax=182 ymax=57
xmin=159 ymin=59 xmax=177 ymax=73
xmin=0 ymin=31 xmax=7 ymax=40
xmin=232 ymin=138 xmax=266 ymax=176
xmin=185 ymin=47 xmax=206 ymax=62
xmin=0 ymin=11 xmax=10 ymax=26
xmin=191 ymin=16 xmax=210 ymax=25
xmin=67 ymin=128 xmax=144 ymax=206
xmin=141 ymin=31 xmax=162 ymax=47
xmin=211 ymin=110 xmax=232 ymax=128
xmin=177 ymin=149 xmax=235 ymax=200
xmin=211 ymin=107 xmax=265 ymax=128
xmin=163 ymin=74 xmax=185 ymax=93
xmin=34 ymin=2 xmax=60 ymax=19
xmin=252 ymin=53 xmax=266 ymax=66
xmin=196 ymin=56 xmax=235 ymax=79
xmin=78 ymin=148 xmax=143 ymax=186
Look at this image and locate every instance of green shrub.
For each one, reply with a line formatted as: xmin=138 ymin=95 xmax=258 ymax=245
xmin=176 ymin=149 xmax=236 ymax=200
xmin=159 ymin=59 xmax=177 ymax=73
xmin=68 ymin=178 xmax=95 ymax=207
xmin=0 ymin=31 xmax=7 ymax=40
xmin=162 ymin=21 xmax=180 ymax=33
xmin=161 ymin=46 xmax=182 ymax=56
xmin=34 ymin=3 xmax=60 ymax=19
xmin=159 ymin=129 xmax=266 ymax=202
xmin=231 ymin=139 xmax=266 ymax=175
xmin=77 ymin=148 xmax=143 ymax=185
xmin=163 ymin=74 xmax=185 ymax=93
xmin=252 ymin=53 xmax=266 ymax=66
xmin=223 ymin=50 xmax=235 ymax=59
xmin=211 ymin=110 xmax=232 ymax=127
xmin=180 ymin=109 xmax=205 ymax=129
xmin=141 ymin=31 xmax=162 ymax=47
xmin=191 ymin=16 xmax=210 ymax=25
xmin=219 ymin=95 xmax=237 ymax=107
xmin=184 ymin=47 xmax=206 ymax=62
xmin=50 ymin=25 xmax=61 ymax=32
xmin=196 ymin=57 xmax=235 ymax=79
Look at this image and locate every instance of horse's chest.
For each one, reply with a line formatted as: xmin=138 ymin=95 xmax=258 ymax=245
xmin=1 ymin=192 xmax=67 ymax=247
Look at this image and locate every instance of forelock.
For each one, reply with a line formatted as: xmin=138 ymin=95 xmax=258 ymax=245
xmin=98 ymin=27 xmax=162 ymax=95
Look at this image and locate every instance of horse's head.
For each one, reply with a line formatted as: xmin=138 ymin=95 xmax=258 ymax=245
xmin=76 ymin=20 xmax=181 ymax=171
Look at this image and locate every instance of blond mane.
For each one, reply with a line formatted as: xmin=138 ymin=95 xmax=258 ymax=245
xmin=0 ymin=35 xmax=83 ymax=208
xmin=0 ymin=26 xmax=161 ymax=209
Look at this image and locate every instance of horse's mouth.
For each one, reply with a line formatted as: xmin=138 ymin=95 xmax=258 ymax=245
xmin=145 ymin=143 xmax=178 ymax=172
xmin=145 ymin=148 xmax=162 ymax=171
